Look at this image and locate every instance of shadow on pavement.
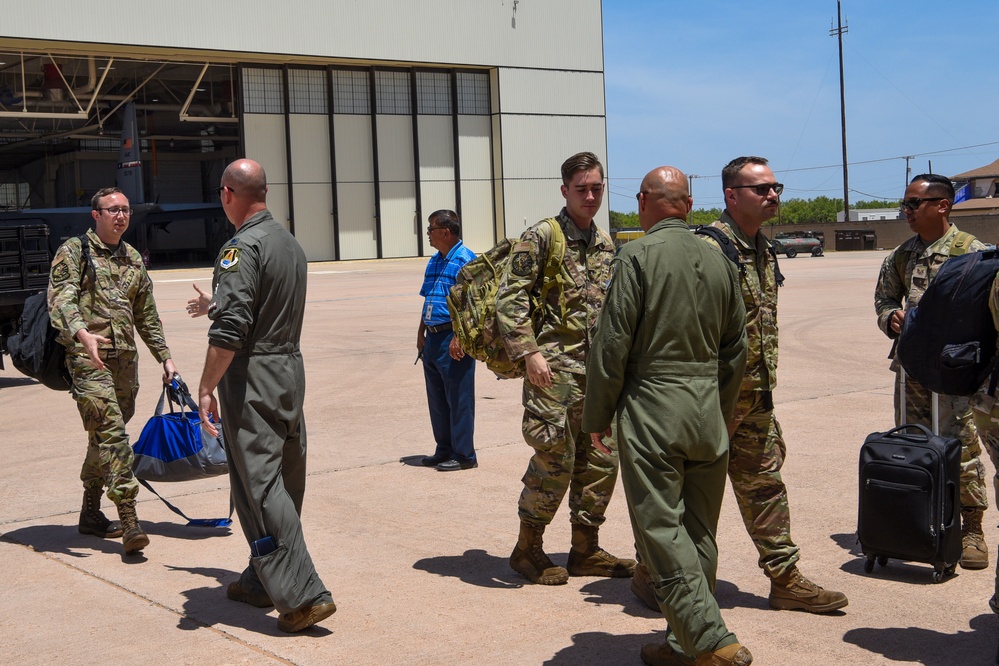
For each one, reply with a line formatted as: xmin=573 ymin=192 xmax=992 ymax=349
xmin=413 ymin=548 xmax=524 ymax=588
xmin=843 ymin=613 xmax=998 ymax=666
xmin=715 ymin=579 xmax=768 ymax=611
xmin=2 ymin=524 xmax=120 ymax=558
xmin=830 ymin=532 xmax=863 ymax=556
xmin=544 ymin=630 xmax=661 ymax=665
xmin=142 ymin=520 xmax=232 ymax=540
xmin=167 ymin=564 xmax=334 ymax=637
xmin=0 ymin=376 xmax=38 ymax=388
xmin=399 ymin=455 xmax=428 ymax=467
xmin=578 ymin=577 xmax=660 ymax=618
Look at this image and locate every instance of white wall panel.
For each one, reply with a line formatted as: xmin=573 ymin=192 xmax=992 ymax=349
xmin=267 ymin=184 xmax=291 ymax=231
xmin=377 ymin=116 xmax=417 ymax=258
xmin=499 ymin=115 xmax=609 ymax=237
xmin=293 ymin=183 xmax=334 ymax=261
xmin=458 ymin=179 xmax=495 ymax=254
xmin=417 ymin=115 xmax=455 ymax=257
xmin=457 ymin=115 xmax=494 ymax=251
xmin=289 ymin=114 xmax=334 ymax=260
xmin=334 ymin=115 xmax=377 ymax=260
xmin=5 ymin=1 xmax=603 ymax=72
xmin=497 ymin=69 xmax=605 ymax=116
xmin=243 ymin=114 xmax=288 ymax=186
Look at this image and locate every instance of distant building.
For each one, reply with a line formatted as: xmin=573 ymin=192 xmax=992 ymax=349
xmin=0 ymin=1 xmax=608 ymax=262
xmin=952 ymin=158 xmax=999 ymax=219
xmin=836 ymin=208 xmax=902 ymax=223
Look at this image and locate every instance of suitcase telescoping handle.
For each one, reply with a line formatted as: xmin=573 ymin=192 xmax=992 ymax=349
xmin=880 ymin=423 xmax=935 ymax=442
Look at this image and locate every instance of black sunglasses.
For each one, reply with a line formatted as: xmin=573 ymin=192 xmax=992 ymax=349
xmin=899 ymin=197 xmax=945 ymax=212
xmin=730 ymin=183 xmax=784 ymax=196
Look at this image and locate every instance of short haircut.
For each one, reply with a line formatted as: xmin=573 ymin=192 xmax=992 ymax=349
xmin=92 ymin=187 xmax=125 ymax=210
xmin=910 ymin=173 xmax=956 ymax=201
xmin=429 ymin=209 xmax=461 ymax=237
xmin=721 ymin=156 xmax=770 ymax=189
xmin=561 ymin=151 xmax=604 ymax=185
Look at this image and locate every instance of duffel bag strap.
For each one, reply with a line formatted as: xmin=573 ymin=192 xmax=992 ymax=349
xmin=138 ymin=478 xmax=233 ymax=528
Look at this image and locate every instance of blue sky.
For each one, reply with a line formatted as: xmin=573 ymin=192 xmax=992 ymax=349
xmin=602 ymin=1 xmax=999 ymax=212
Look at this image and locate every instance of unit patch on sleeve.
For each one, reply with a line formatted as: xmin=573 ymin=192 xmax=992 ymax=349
xmin=219 ymin=247 xmax=241 ymax=271
xmin=511 ymin=252 xmax=534 ymax=277
xmin=51 ymin=259 xmax=70 ymax=283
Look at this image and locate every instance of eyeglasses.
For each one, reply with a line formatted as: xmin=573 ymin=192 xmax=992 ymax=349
xmin=635 ymin=191 xmax=646 ymax=202
xmin=214 ymin=185 xmax=232 ymax=198
xmin=730 ymin=183 xmax=784 ymax=197
xmin=899 ymin=197 xmax=945 ymax=212
xmin=426 ymin=226 xmax=446 ymax=234
xmin=96 ymin=206 xmax=132 ymax=216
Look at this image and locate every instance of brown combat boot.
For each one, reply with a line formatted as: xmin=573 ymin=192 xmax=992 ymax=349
xmin=566 ymin=523 xmax=637 ymax=577
xmin=768 ymin=567 xmax=848 ymax=613
xmin=78 ymin=486 xmax=122 ymax=538
xmin=960 ymin=507 xmax=989 ymax=570
xmin=640 ymin=641 xmax=752 ymax=666
xmin=509 ymin=521 xmax=568 ymax=585
xmin=694 ymin=643 xmax=753 ymax=666
xmin=631 ymin=561 xmax=660 ymax=610
xmin=117 ymin=500 xmax=149 ymax=555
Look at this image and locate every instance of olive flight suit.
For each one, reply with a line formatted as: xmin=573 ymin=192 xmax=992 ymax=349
xmin=207 ymin=209 xmax=333 ymax=614
xmin=583 ymin=218 xmax=748 ymax=658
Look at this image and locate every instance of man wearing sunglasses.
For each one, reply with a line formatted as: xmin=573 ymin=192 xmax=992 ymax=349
xmin=632 ymin=156 xmax=848 ymax=617
xmin=875 ymin=173 xmax=990 ymax=571
xmin=49 ymin=187 xmax=179 ymax=556
xmin=417 ymin=209 xmax=478 ymax=471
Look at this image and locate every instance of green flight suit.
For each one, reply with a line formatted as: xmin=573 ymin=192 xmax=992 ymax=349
xmin=207 ymin=209 xmax=332 ymax=614
xmin=49 ymin=228 xmax=172 ymax=505
xmin=582 ymin=218 xmax=748 ymax=659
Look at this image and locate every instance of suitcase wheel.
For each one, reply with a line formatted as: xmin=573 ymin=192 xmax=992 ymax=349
xmin=932 ymin=569 xmax=944 ymax=584
xmin=864 ymin=556 xmax=875 ymax=573
xmin=877 ymin=556 xmax=888 ymax=568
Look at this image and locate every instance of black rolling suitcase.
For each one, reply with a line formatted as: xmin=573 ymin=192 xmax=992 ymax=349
xmin=858 ymin=419 xmax=961 ymax=583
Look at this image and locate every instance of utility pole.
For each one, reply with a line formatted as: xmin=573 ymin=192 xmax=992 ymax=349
xmin=830 ymin=1 xmax=850 ymax=223
xmin=904 ymin=155 xmax=913 ymax=189
xmin=687 ymin=173 xmax=695 ymax=224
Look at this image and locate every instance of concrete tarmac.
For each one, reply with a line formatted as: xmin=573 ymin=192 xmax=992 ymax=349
xmin=1 ymin=250 xmax=996 ymax=665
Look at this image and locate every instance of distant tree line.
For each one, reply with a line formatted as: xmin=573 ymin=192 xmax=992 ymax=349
xmin=610 ymin=198 xmax=898 ymax=229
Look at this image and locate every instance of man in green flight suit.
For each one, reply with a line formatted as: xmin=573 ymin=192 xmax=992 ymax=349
xmin=583 ymin=166 xmax=751 ymax=666
xmin=196 ymin=158 xmax=336 ymax=633
xmin=497 ymin=151 xmax=635 ymax=585
xmin=49 ymin=186 xmax=178 ymax=556
xmin=632 ymin=156 xmax=849 ymax=614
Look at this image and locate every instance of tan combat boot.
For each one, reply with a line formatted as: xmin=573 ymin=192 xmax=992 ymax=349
xmin=566 ymin=523 xmax=637 ymax=577
xmin=632 ymin=561 xmax=660 ymax=611
xmin=78 ymin=486 xmax=122 ymax=538
xmin=117 ymin=500 xmax=150 ymax=555
xmin=768 ymin=567 xmax=848 ymax=613
xmin=509 ymin=521 xmax=568 ymax=585
xmin=961 ymin=507 xmax=989 ymax=570
xmin=640 ymin=641 xmax=752 ymax=666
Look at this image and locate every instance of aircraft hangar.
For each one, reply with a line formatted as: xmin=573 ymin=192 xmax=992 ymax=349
xmin=0 ymin=1 xmax=608 ymax=262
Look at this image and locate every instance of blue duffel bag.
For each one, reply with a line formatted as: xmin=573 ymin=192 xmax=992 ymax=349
xmin=132 ymin=375 xmax=231 ymax=527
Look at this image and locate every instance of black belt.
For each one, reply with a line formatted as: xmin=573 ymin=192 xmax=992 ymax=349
xmin=426 ymin=322 xmax=452 ymax=334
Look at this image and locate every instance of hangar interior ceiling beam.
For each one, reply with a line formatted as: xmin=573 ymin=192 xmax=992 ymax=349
xmin=0 ymin=50 xmax=242 ymax=173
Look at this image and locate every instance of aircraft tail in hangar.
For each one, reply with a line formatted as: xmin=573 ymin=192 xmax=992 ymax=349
xmin=117 ymin=101 xmax=144 ymax=204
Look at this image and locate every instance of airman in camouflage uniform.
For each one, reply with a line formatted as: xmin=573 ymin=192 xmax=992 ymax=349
xmin=668 ymin=156 xmax=847 ymax=616
xmin=875 ymin=173 xmax=990 ymax=570
xmin=49 ymin=187 xmax=177 ymax=556
xmin=497 ymin=151 xmax=635 ymax=586
xmin=969 ymin=272 xmax=999 ymax=614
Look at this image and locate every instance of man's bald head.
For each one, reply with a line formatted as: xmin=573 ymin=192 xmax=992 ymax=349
xmin=222 ymin=159 xmax=268 ymax=203
xmin=637 ymin=166 xmax=691 ymax=231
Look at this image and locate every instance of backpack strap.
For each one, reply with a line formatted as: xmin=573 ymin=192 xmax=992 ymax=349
xmin=949 ymin=230 xmax=976 ymax=257
xmin=537 ymin=218 xmax=568 ymax=320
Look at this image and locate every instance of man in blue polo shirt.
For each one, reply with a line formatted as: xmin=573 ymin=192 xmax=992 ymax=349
xmin=417 ymin=209 xmax=478 ymax=471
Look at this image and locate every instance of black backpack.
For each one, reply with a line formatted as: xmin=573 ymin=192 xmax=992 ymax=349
xmin=693 ymin=225 xmax=785 ymax=287
xmin=897 ymin=248 xmax=999 ymax=396
xmin=7 ymin=234 xmax=92 ymax=391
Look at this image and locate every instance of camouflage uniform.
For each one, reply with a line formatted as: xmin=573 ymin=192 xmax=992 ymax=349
xmin=969 ymin=272 xmax=999 ymax=609
xmin=49 ymin=228 xmax=172 ymax=505
xmin=700 ymin=212 xmax=798 ymax=579
xmin=496 ymin=208 xmax=616 ymax=527
xmin=874 ymin=224 xmax=989 ymax=512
